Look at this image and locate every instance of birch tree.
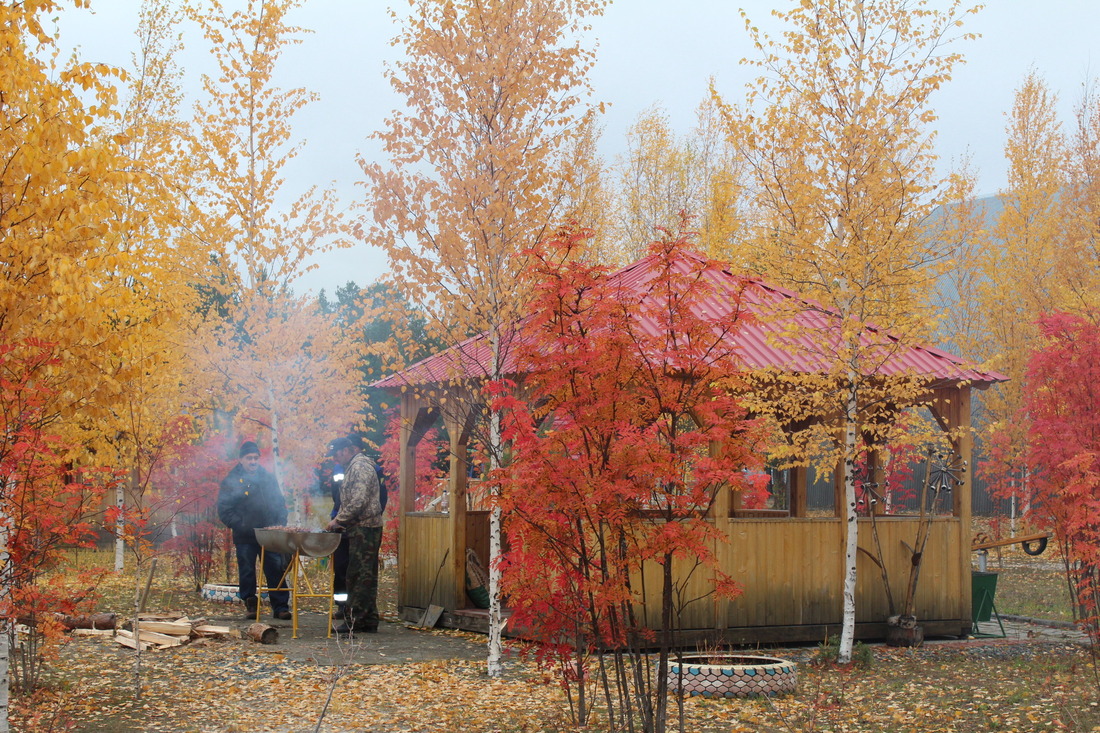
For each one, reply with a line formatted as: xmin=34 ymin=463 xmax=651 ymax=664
xmin=611 ymin=97 xmax=746 ymax=262
xmin=716 ymin=0 xmax=979 ymax=663
xmin=1066 ymin=78 xmax=1100 ymax=303
xmin=973 ymin=72 xmax=1069 ymax=519
xmin=186 ymin=0 xmax=350 ymax=295
xmin=93 ymin=0 xmax=208 ymax=573
xmin=362 ymin=0 xmax=606 ymax=676
xmin=0 ymin=2 xmax=141 ymax=725
xmin=184 ymin=0 xmax=358 ymax=486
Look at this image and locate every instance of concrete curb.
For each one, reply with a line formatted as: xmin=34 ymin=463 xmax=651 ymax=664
xmin=999 ymin=613 xmax=1079 ymax=630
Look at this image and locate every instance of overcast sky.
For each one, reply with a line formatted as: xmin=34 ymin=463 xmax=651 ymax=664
xmin=58 ymin=1 xmax=1100 ymax=296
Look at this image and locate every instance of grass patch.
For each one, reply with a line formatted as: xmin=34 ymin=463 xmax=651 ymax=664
xmin=993 ymin=562 xmax=1076 ymax=622
xmin=976 ymin=534 xmax=1076 ymax=623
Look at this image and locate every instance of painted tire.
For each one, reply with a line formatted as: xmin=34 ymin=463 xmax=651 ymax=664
xmin=667 ymin=654 xmax=797 ymax=698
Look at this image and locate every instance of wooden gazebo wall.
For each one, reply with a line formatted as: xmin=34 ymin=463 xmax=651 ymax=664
xmin=393 ymin=382 xmax=976 ymax=642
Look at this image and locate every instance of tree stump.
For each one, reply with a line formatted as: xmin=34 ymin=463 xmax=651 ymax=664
xmin=246 ymin=622 xmax=278 ymax=645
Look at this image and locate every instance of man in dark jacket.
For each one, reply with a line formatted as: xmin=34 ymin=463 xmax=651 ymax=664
xmin=217 ymin=441 xmax=292 ymax=620
xmin=325 ymin=435 xmax=383 ymax=634
xmin=319 ymin=446 xmax=350 ymax=610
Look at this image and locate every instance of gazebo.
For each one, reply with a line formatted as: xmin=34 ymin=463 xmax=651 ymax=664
xmin=373 ymin=250 xmax=1006 ymax=644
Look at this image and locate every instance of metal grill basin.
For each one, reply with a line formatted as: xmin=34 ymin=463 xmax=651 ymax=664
xmin=254 ymin=528 xmax=341 ymax=557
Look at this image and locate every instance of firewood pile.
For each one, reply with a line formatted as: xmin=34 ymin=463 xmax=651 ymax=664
xmin=94 ymin=613 xmax=240 ymax=651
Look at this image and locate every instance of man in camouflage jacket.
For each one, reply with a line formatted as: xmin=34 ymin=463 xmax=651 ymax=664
xmin=325 ymin=436 xmax=383 ymax=633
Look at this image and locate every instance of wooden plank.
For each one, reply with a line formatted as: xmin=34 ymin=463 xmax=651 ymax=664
xmin=728 ymin=520 xmax=750 ymax=627
xmin=971 ymin=531 xmax=1050 ymax=551
xmin=404 ymin=514 xmax=453 ymax=612
xmin=788 ymin=517 xmax=804 ymax=625
xmin=807 ymin=521 xmax=833 ymax=622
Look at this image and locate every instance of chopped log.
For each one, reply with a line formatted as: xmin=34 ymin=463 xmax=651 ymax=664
xmin=134 ymin=620 xmax=193 ymax=635
xmin=137 ymin=612 xmax=183 ymax=621
xmin=134 ymin=629 xmax=188 ymax=648
xmin=192 ymin=624 xmax=237 ymax=637
xmin=115 ymin=629 xmax=151 ymax=651
xmin=17 ymin=612 xmax=117 ymax=631
xmin=246 ymin=622 xmax=278 ymax=645
xmin=116 ymin=635 xmax=147 ymax=651
xmin=118 ymin=627 xmax=189 ymax=649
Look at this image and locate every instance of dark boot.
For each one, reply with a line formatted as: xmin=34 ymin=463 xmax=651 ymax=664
xmin=242 ymin=596 xmax=259 ymax=619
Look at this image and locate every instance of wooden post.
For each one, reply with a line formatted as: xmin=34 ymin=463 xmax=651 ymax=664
xmin=833 ymin=456 xmax=845 ymax=518
xmin=397 ymin=395 xmax=433 ymax=612
xmin=930 ymin=386 xmax=974 ymax=633
xmin=868 ymin=449 xmax=886 ymax=516
xmin=397 ymin=394 xmax=416 ymax=613
xmin=954 ymin=387 xmax=974 ymax=631
xmin=790 ymin=465 xmax=808 ymax=518
xmin=446 ymin=396 xmax=474 ymax=611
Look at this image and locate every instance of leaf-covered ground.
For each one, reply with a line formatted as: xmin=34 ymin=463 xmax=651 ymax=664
xmin=23 ymin=633 xmax=1100 ymax=732
xmin=16 ymin=547 xmax=1100 ymax=732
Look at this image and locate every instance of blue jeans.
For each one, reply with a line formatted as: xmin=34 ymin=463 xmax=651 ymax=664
xmin=235 ymin=541 xmax=290 ymax=612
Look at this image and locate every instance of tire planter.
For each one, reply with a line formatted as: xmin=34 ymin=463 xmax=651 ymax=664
xmin=201 ymin=583 xmax=240 ymax=604
xmin=667 ymin=654 xmax=797 ymax=698
xmin=201 ymin=583 xmax=269 ymax=603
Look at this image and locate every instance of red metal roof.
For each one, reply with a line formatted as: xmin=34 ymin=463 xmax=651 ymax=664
xmin=373 ymin=250 xmax=1006 ymax=389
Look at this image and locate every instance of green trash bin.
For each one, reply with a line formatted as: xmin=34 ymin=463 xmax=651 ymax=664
xmin=971 ymin=571 xmax=999 ymax=622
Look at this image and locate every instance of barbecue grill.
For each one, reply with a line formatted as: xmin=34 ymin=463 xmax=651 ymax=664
xmin=254 ymin=528 xmax=341 ymax=638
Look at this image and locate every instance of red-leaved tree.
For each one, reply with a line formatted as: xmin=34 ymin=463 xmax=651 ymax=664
xmin=154 ymin=425 xmax=235 ymax=591
xmin=0 ymin=342 xmax=113 ymax=692
xmin=491 ymin=229 xmax=765 ymax=732
xmin=1022 ymin=311 xmax=1100 ymax=639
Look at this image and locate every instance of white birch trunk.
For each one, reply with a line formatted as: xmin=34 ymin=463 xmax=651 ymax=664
xmin=487 ymin=500 xmax=504 ymax=677
xmin=1010 ymin=492 xmax=1017 ymax=535
xmin=486 ymin=331 xmax=504 ymax=677
xmin=1022 ymin=469 xmax=1031 ymax=520
xmin=0 ymin=502 xmax=11 ymax=732
xmin=838 ymin=382 xmax=859 ymax=664
xmin=114 ymin=483 xmax=125 ymax=572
